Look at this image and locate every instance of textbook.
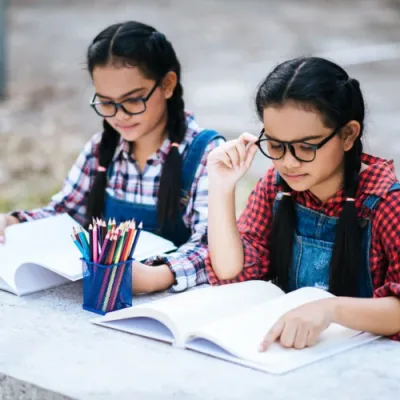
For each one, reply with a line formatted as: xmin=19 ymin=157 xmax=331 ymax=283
xmin=0 ymin=213 xmax=176 ymax=296
xmin=92 ymin=280 xmax=380 ymax=374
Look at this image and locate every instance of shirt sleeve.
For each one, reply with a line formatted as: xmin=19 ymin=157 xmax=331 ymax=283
xmin=371 ymin=189 xmax=400 ymax=340
xmin=205 ymin=168 xmax=276 ymax=285
xmin=145 ymin=136 xmax=226 ymax=293
xmin=10 ymin=134 xmax=101 ymax=226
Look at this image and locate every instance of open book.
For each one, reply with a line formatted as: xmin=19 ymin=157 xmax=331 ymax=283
xmin=92 ymin=280 xmax=379 ymax=374
xmin=0 ymin=213 xmax=176 ymax=296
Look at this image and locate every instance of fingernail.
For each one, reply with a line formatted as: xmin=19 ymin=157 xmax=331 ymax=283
xmin=258 ymin=343 xmax=264 ymax=352
xmin=240 ymin=162 xmax=244 ymax=169
xmin=0 ymin=236 xmax=4 ymax=243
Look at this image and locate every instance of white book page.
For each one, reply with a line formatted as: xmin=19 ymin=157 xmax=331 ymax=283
xmin=1 ymin=214 xmax=82 ymax=281
xmin=187 ymin=332 xmax=379 ymax=374
xmin=13 ymin=263 xmax=71 ymax=295
xmin=186 ymin=287 xmax=365 ymax=367
xmin=94 ymin=280 xmax=284 ymax=346
xmin=133 ymin=231 xmax=177 ymax=261
xmin=0 ymin=275 xmax=17 ymax=294
xmin=95 ymin=317 xmax=177 ymax=345
xmin=0 ymin=244 xmax=18 ymax=290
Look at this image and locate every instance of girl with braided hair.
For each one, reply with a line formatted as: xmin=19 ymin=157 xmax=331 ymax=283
xmin=2 ymin=21 xmax=224 ymax=294
xmin=206 ymin=57 xmax=400 ymax=349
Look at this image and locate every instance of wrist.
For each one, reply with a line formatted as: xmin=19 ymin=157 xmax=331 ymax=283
xmin=149 ymin=264 xmax=175 ymax=292
xmin=209 ymin=180 xmax=236 ymax=196
xmin=136 ymin=263 xmax=175 ymax=293
xmin=327 ymin=297 xmax=342 ymax=323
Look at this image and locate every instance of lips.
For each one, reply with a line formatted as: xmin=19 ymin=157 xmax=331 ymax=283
xmin=283 ymin=173 xmax=308 ymax=181
xmin=115 ymin=123 xmax=140 ymax=130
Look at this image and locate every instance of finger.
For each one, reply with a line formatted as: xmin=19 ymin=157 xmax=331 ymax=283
xmin=244 ymin=144 xmax=258 ymax=168
xmin=306 ymin=329 xmax=320 ymax=348
xmin=279 ymin=321 xmax=297 ymax=348
xmin=259 ymin=319 xmax=285 ymax=352
xmin=235 ymin=138 xmax=247 ymax=166
xmin=216 ymin=151 xmax=234 ymax=169
xmin=226 ymin=147 xmax=241 ymax=169
xmin=239 ymin=132 xmax=259 ymax=146
xmin=293 ymin=325 xmax=308 ymax=350
xmin=208 ymin=148 xmax=233 ymax=169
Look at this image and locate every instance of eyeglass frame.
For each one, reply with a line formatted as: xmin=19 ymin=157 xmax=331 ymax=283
xmin=89 ymin=79 xmax=161 ymax=118
xmin=255 ymin=126 xmax=341 ymax=163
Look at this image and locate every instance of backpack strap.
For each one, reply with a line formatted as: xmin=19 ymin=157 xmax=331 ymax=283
xmin=362 ymin=181 xmax=400 ymax=211
xmin=180 ymin=129 xmax=225 ymax=206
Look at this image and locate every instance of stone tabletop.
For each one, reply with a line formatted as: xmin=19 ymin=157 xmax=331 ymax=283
xmin=1 ymin=282 xmax=400 ymax=400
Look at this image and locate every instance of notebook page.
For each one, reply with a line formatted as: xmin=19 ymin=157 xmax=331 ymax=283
xmin=95 ymin=280 xmax=284 ymax=346
xmin=0 ymin=244 xmax=18 ymax=290
xmin=0 ymin=275 xmax=17 ymax=294
xmin=187 ymin=287 xmax=363 ymax=367
xmin=3 ymin=214 xmax=82 ymax=280
xmin=132 ymin=230 xmax=176 ymax=261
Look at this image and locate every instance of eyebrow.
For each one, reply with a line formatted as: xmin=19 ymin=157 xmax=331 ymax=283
xmin=95 ymin=87 xmax=145 ymax=100
xmin=264 ymin=131 xmax=324 ymax=142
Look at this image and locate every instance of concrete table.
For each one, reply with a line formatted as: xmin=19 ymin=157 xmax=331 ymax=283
xmin=1 ymin=282 xmax=400 ymax=400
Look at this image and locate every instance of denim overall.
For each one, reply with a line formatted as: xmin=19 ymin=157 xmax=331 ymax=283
xmin=273 ymin=180 xmax=400 ymax=297
xmin=104 ymin=130 xmax=223 ymax=247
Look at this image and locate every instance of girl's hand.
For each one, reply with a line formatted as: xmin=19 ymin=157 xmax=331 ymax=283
xmin=0 ymin=214 xmax=19 ymax=244
xmin=259 ymin=299 xmax=336 ymax=351
xmin=207 ymin=133 xmax=258 ymax=191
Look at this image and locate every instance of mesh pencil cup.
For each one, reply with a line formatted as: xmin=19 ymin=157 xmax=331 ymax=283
xmin=81 ymin=258 xmax=133 ymax=315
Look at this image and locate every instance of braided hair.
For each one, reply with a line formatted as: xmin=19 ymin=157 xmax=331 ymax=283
xmin=256 ymin=57 xmax=365 ymax=296
xmin=86 ymin=22 xmax=186 ymax=230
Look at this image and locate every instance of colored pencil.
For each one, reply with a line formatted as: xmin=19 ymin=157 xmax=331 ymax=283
xmin=103 ymin=228 xmax=128 ymax=312
xmin=93 ymin=224 xmax=98 ymax=263
xmin=129 ymin=221 xmax=142 ymax=259
xmin=71 ymin=234 xmax=88 ymax=260
xmin=71 ymin=218 xmax=142 ymax=313
xmin=108 ymin=222 xmax=136 ymax=311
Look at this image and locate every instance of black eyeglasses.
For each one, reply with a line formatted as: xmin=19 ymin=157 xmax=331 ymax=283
xmin=255 ymin=127 xmax=340 ymax=163
xmin=90 ymin=80 xmax=160 ymax=118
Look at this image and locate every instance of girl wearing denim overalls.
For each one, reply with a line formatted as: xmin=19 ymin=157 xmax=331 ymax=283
xmin=206 ymin=57 xmax=400 ymax=350
xmin=0 ymin=21 xmax=224 ymax=294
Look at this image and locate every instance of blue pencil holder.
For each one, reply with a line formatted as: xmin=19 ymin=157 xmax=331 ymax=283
xmin=81 ymin=258 xmax=133 ymax=315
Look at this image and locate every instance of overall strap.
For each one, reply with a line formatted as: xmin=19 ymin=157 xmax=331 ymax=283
xmin=363 ymin=181 xmax=400 ymax=211
xmin=180 ymin=129 xmax=225 ymax=204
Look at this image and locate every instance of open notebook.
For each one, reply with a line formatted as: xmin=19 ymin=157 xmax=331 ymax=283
xmin=93 ymin=280 xmax=380 ymax=374
xmin=0 ymin=213 xmax=176 ymax=296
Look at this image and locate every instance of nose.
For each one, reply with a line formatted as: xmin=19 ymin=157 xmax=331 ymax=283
xmin=281 ymin=146 xmax=301 ymax=169
xmin=115 ymin=105 xmax=131 ymax=121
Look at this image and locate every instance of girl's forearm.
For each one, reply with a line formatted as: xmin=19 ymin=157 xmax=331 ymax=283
xmin=132 ymin=263 xmax=175 ymax=294
xmin=331 ymin=296 xmax=400 ymax=336
xmin=208 ymin=184 xmax=244 ymax=280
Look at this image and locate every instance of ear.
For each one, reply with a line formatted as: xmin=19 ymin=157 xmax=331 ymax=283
xmin=341 ymin=120 xmax=361 ymax=152
xmin=161 ymin=71 xmax=178 ymax=100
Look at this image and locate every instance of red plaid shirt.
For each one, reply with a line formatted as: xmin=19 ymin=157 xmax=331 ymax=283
xmin=206 ymin=154 xmax=400 ymax=340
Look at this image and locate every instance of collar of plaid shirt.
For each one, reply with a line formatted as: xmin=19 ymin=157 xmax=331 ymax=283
xmin=111 ymin=112 xmax=197 ymax=164
xmin=276 ymin=153 xmax=398 ymax=205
